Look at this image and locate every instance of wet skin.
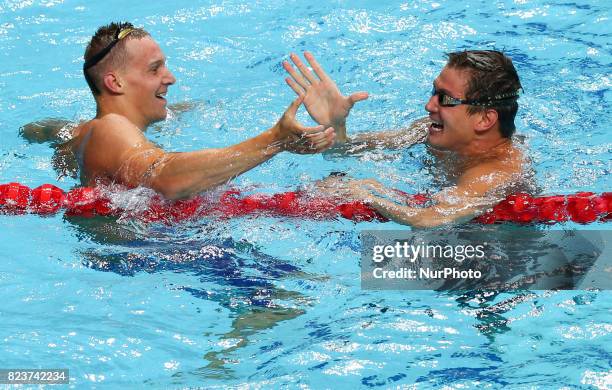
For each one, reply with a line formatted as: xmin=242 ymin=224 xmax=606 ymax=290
xmin=283 ymin=52 xmax=532 ymax=228
xmin=23 ymin=36 xmax=337 ymax=200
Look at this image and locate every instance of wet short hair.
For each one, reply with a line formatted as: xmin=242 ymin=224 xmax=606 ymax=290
xmin=446 ymin=50 xmax=522 ymax=138
xmin=83 ymin=22 xmax=149 ymax=95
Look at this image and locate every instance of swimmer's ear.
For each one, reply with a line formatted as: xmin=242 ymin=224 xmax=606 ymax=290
xmin=474 ymin=108 xmax=498 ymax=134
xmin=102 ymin=72 xmax=124 ymax=94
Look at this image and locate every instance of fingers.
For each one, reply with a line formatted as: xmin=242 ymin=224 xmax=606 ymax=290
xmin=298 ymin=124 xmax=326 ymax=135
xmin=310 ymin=127 xmax=336 ymax=151
xmin=293 ymin=127 xmax=335 ymax=153
xmin=282 ymin=59 xmax=309 ymax=90
xmin=348 ymin=91 xmax=369 ymax=104
xmin=285 ymin=96 xmax=303 ymax=118
xmin=304 ymin=51 xmax=330 ymax=82
xmin=283 ymin=52 xmax=330 ymax=91
xmin=304 ymin=127 xmax=335 ymax=143
xmin=291 ymin=138 xmax=334 ymax=154
xmin=308 ymin=136 xmax=334 ymax=152
xmin=285 ymin=77 xmax=305 ymax=98
xmin=290 ymin=53 xmax=317 ymax=84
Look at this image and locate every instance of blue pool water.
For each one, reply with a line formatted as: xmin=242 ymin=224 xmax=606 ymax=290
xmin=0 ymin=0 xmax=611 ymax=388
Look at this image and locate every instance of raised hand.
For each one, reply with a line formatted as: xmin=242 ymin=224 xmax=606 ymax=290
xmin=274 ymin=97 xmax=336 ymax=154
xmin=283 ymin=52 xmax=368 ymax=140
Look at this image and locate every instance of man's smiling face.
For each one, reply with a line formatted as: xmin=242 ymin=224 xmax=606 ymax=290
xmin=425 ymin=66 xmax=482 ymax=153
xmin=120 ymin=37 xmax=176 ymax=128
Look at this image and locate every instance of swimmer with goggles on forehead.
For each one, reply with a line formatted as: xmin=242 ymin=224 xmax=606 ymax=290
xmin=83 ymin=25 xmax=136 ymax=94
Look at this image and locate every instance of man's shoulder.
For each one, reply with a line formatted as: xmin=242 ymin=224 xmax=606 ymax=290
xmin=459 ymin=147 xmax=527 ymax=194
xmin=82 ymin=114 xmax=146 ymax=146
xmin=77 ymin=114 xmax=157 ymax=181
xmin=79 ymin=114 xmax=149 ymax=158
xmin=476 ymin=142 xmax=524 ymax=172
xmin=464 ymin=159 xmax=521 ymax=181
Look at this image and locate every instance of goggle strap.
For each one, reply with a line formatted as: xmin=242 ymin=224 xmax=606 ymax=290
xmin=469 ymin=89 xmax=521 ymax=103
xmin=83 ymin=27 xmax=135 ymax=94
xmin=434 ymin=88 xmax=522 ymax=107
xmin=83 ymin=27 xmax=135 ymax=70
xmin=83 ymin=39 xmax=120 ymax=70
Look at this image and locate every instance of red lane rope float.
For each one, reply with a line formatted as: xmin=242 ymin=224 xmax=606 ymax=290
xmin=0 ymin=182 xmax=610 ymax=225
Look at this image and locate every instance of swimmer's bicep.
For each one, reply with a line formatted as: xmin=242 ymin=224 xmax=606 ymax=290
xmin=114 ymin=145 xmax=165 ymax=187
xmin=351 ymin=118 xmax=428 ymax=150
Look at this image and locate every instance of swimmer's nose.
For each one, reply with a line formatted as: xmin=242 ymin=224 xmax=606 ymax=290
xmin=164 ymin=69 xmax=177 ymax=85
xmin=425 ymin=93 xmax=438 ymax=113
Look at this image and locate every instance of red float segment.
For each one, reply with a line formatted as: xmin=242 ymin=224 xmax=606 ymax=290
xmin=600 ymin=193 xmax=612 ymax=221
xmin=0 ymin=182 xmax=32 ymax=211
xmin=566 ymin=192 xmax=596 ymax=224
xmin=63 ymin=187 xmax=113 ymax=217
xmin=30 ymin=184 xmax=65 ymax=214
xmin=537 ymin=195 xmax=568 ymax=223
xmin=0 ymin=182 xmax=610 ymax=225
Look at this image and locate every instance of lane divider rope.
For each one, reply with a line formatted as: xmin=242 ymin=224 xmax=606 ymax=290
xmin=1 ymin=182 xmax=610 ymax=225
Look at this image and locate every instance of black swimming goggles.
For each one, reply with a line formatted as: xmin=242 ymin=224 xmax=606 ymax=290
xmin=431 ymin=85 xmax=521 ymax=107
xmin=83 ymin=26 xmax=135 ymax=93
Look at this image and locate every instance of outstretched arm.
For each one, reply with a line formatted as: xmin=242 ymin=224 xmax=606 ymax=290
xmin=325 ymin=118 xmax=430 ymax=155
xmin=84 ymin=99 xmax=335 ymax=199
xmin=348 ymin=180 xmax=490 ymax=228
xmin=318 ymin=165 xmax=516 ymax=228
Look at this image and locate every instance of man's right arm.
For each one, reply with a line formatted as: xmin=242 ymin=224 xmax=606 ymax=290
xmin=317 ymin=163 xmax=518 ymax=228
xmin=326 ymin=118 xmax=429 ymax=154
xmin=84 ymin=99 xmax=334 ymax=200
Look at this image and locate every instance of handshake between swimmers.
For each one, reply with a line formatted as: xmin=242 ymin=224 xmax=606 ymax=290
xmin=22 ymin=21 xmax=532 ymax=228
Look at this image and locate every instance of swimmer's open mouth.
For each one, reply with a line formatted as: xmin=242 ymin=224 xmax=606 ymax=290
xmin=430 ymin=121 xmax=444 ymax=132
xmin=155 ymin=92 xmax=167 ymax=101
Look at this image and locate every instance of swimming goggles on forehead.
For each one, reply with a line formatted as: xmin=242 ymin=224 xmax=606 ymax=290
xmin=83 ymin=26 xmax=135 ymax=70
xmin=431 ymin=85 xmax=521 ymax=107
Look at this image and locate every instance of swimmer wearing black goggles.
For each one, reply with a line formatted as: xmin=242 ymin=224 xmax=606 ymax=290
xmin=83 ymin=24 xmax=136 ymax=94
xmin=431 ymin=84 xmax=521 ymax=107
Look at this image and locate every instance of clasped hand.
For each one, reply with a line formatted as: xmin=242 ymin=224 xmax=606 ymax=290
xmin=274 ymin=97 xmax=336 ymax=154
